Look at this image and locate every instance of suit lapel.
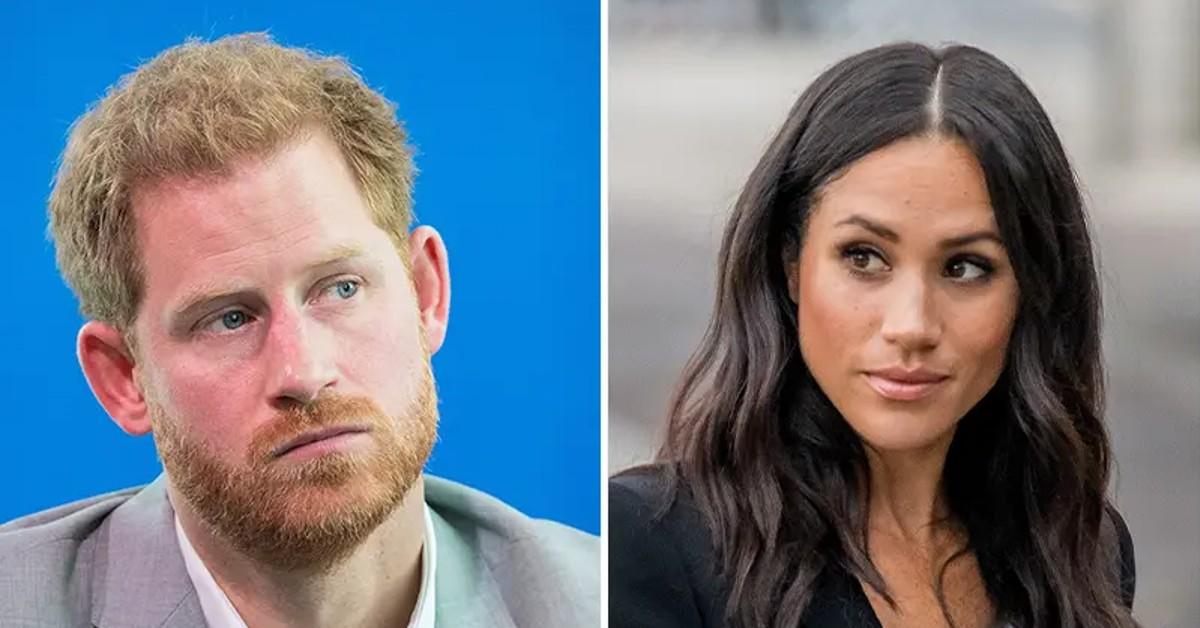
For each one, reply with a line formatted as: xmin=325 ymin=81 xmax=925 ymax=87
xmin=87 ymin=474 xmax=516 ymax=628
xmin=429 ymin=505 xmax=517 ymax=628
xmin=89 ymin=475 xmax=205 ymax=628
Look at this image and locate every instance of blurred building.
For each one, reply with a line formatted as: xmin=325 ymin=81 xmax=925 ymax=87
xmin=609 ymin=1 xmax=1199 ymax=626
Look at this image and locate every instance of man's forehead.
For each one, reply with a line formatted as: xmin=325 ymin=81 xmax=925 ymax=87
xmin=161 ymin=238 xmax=387 ymax=299
xmin=131 ymin=143 xmax=286 ymax=210
xmin=132 ymin=132 xmax=354 ymax=224
xmin=134 ymin=147 xmax=375 ymax=257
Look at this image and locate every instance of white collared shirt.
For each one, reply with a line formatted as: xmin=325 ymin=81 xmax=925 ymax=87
xmin=174 ymin=507 xmax=437 ymax=628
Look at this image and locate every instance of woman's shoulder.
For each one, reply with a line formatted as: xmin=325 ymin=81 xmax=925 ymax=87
xmin=610 ymin=464 xmax=713 ymax=559
xmin=609 ymin=464 xmax=726 ymax=627
xmin=610 ymin=464 xmax=675 ymax=506
xmin=611 ymin=464 xmax=688 ymax=509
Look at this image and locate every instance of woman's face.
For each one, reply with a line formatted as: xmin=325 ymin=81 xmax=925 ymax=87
xmin=790 ymin=136 xmax=1020 ymax=455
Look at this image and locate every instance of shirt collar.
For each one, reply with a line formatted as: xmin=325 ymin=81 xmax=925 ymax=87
xmin=174 ymin=505 xmax=437 ymax=628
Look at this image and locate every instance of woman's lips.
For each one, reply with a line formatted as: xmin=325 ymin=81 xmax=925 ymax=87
xmin=865 ymin=373 xmax=948 ymax=401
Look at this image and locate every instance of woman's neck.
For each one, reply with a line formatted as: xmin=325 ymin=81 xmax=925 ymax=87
xmin=864 ymin=434 xmax=958 ymax=550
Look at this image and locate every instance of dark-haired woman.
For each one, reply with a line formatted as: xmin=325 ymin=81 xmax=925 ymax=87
xmin=610 ymin=42 xmax=1137 ymax=628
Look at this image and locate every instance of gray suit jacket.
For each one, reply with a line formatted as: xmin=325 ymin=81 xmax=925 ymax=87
xmin=0 ymin=475 xmax=598 ymax=627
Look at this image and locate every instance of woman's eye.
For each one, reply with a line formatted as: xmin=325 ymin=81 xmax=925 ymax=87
xmin=946 ymin=257 xmax=993 ymax=282
xmin=842 ymin=246 xmax=888 ymax=274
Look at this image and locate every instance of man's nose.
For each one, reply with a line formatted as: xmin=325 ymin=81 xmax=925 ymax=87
xmin=263 ymin=307 xmax=338 ymax=406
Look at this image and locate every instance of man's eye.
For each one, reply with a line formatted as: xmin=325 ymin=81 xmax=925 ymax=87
xmin=198 ymin=309 xmax=253 ymax=334
xmin=222 ymin=311 xmax=247 ymax=329
xmin=331 ymin=279 xmax=360 ymax=300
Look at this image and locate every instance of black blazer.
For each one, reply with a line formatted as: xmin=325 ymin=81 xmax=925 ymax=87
xmin=610 ymin=467 xmax=1136 ymax=628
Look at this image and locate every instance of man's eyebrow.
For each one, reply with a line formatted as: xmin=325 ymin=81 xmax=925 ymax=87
xmin=834 ymin=214 xmax=1004 ymax=249
xmin=300 ymin=243 xmax=369 ymax=274
xmin=167 ymin=243 xmax=372 ymax=329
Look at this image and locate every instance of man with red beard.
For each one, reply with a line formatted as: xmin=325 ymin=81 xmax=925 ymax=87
xmin=0 ymin=34 xmax=597 ymax=627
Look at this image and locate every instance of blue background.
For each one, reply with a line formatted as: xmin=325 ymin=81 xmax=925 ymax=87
xmin=0 ymin=2 xmax=599 ymax=533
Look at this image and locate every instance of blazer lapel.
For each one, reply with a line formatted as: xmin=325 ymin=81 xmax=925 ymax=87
xmin=429 ymin=506 xmax=517 ymax=628
xmin=89 ymin=474 xmax=205 ymax=628
xmin=88 ymin=474 xmax=516 ymax=628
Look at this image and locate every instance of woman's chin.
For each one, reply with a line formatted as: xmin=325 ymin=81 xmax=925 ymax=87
xmin=850 ymin=417 xmax=959 ymax=456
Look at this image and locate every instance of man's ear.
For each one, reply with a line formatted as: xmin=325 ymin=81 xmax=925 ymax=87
xmin=408 ymin=226 xmax=451 ymax=353
xmin=77 ymin=321 xmax=152 ymax=436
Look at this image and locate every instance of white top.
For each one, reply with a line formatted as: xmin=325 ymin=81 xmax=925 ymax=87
xmin=174 ymin=506 xmax=437 ymax=628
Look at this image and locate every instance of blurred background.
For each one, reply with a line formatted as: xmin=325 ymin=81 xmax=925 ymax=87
xmin=609 ymin=0 xmax=1198 ymax=624
xmin=0 ymin=1 xmax=598 ymax=534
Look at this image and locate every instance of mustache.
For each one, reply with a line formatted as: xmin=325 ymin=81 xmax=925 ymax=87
xmin=247 ymin=394 xmax=391 ymax=464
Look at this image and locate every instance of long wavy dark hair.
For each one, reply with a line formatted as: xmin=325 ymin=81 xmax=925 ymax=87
xmin=655 ymin=42 xmax=1134 ymax=628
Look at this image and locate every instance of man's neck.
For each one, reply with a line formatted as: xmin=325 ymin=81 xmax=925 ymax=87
xmin=169 ymin=480 xmax=426 ymax=628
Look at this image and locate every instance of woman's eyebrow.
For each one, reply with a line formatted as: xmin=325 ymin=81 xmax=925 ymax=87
xmin=835 ymin=215 xmax=899 ymax=242
xmin=834 ymin=214 xmax=1004 ymax=249
xmin=940 ymin=230 xmax=1005 ymax=249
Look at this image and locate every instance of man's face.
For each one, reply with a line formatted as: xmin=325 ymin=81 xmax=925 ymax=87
xmin=129 ymin=130 xmax=437 ymax=568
